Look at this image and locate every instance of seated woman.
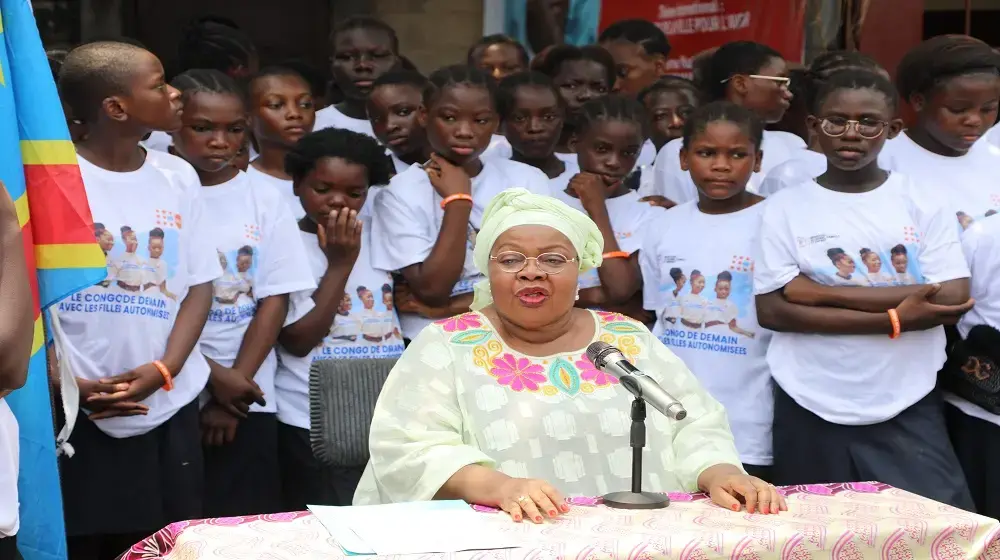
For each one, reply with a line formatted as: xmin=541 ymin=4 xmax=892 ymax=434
xmin=354 ymin=189 xmax=785 ymax=521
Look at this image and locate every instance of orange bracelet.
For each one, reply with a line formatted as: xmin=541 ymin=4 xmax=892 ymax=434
xmin=602 ymin=251 xmax=630 ymax=260
xmin=152 ymin=360 xmax=174 ymax=391
xmin=887 ymin=309 xmax=901 ymax=339
xmin=440 ymin=194 xmax=473 ymax=209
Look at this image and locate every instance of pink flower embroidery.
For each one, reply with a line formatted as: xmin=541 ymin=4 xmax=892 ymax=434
xmin=596 ymin=310 xmax=629 ymax=323
xmin=577 ymin=357 xmax=619 ymax=386
xmin=804 ymin=484 xmax=834 ymax=495
xmin=491 ymin=354 xmax=546 ymax=392
xmin=436 ymin=313 xmax=482 ymax=333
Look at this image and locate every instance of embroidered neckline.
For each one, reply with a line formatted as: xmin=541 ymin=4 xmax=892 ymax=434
xmin=434 ymin=310 xmax=646 ymax=396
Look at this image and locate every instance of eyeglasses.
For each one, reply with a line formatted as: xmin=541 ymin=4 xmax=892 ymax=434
xmin=490 ymin=251 xmax=576 ymax=274
xmin=720 ymin=75 xmax=792 ymax=89
xmin=819 ymin=117 xmax=889 ymax=139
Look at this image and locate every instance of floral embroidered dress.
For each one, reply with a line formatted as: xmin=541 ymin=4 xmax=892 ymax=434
xmin=353 ymin=309 xmax=742 ymax=504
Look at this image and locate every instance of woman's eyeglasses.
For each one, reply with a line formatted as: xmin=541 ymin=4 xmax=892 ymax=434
xmin=819 ymin=116 xmax=889 ymax=139
xmin=720 ymin=75 xmax=792 ymax=90
xmin=490 ymin=251 xmax=576 ymax=274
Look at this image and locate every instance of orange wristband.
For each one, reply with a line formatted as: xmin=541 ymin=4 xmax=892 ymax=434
xmin=152 ymin=360 xmax=174 ymax=391
xmin=602 ymin=251 xmax=629 ymax=260
xmin=887 ymin=309 xmax=901 ymax=339
xmin=440 ymin=194 xmax=473 ymax=209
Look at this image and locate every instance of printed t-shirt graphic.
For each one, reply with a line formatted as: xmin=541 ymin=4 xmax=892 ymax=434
xmin=753 ymin=173 xmax=970 ymax=426
xmin=56 ymin=153 xmax=221 ymax=437
xmin=640 ymin=201 xmax=773 ymax=465
xmin=275 ymin=194 xmax=404 ymax=431
xmin=198 ymin=171 xmax=316 ymax=414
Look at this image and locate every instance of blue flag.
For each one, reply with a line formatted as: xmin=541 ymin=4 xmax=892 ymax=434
xmin=0 ymin=1 xmax=108 ymax=559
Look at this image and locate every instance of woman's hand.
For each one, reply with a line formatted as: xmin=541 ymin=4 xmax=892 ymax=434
xmin=494 ymin=477 xmax=569 ymax=523
xmin=700 ymin=465 xmax=787 ymax=514
xmin=425 ymin=153 xmax=472 ymax=199
xmin=896 ymin=284 xmax=974 ymax=330
xmin=200 ymin=401 xmax=240 ymax=446
xmin=318 ymin=207 xmax=363 ymax=266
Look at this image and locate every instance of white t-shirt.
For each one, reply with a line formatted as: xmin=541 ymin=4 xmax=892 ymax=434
xmin=246 ymin=165 xmax=305 ymax=220
xmin=984 ymin=122 xmax=1000 ymax=149
xmin=482 ymin=135 xmax=513 ymax=160
xmin=0 ymin=399 xmax=17 ymax=537
xmin=652 ymin=130 xmax=807 ymax=204
xmin=275 ymin=200 xmax=404 ymax=430
xmin=880 ymin=132 xmax=1000 ymax=233
xmin=552 ymin=189 xmax=666 ymax=289
xmin=754 ymin=173 xmax=970 ymax=425
xmin=758 ymin=149 xmax=827 ymax=197
xmin=640 ymin=201 xmax=773 ymax=466
xmin=371 ymin=159 xmax=552 ymax=338
xmin=198 ymin=172 xmax=316 ymax=414
xmin=55 ymin=152 xmax=221 ymax=438
xmin=314 ymin=105 xmax=376 ymax=138
xmin=944 ymin=214 xmax=1000 ymax=427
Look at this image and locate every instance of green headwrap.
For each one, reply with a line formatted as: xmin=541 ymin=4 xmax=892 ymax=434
xmin=471 ymin=188 xmax=604 ymax=311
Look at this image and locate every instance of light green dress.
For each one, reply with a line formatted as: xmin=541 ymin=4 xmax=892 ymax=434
xmin=353 ymin=309 xmax=742 ymax=505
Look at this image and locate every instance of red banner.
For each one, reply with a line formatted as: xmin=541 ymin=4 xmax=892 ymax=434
xmin=598 ymin=0 xmax=806 ymax=78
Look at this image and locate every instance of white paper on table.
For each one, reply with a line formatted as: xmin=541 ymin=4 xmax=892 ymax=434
xmin=310 ymin=501 xmax=528 ymax=556
xmin=308 ymin=505 xmax=375 ymax=555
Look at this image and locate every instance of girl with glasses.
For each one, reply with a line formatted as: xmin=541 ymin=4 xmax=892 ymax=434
xmin=649 ymin=41 xmax=805 ymax=207
xmin=753 ymin=69 xmax=976 ymax=509
xmin=759 ymin=51 xmax=888 ymax=197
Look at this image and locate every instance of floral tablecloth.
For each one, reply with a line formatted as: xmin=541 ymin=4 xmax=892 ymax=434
xmin=125 ymin=482 xmax=1000 ymax=560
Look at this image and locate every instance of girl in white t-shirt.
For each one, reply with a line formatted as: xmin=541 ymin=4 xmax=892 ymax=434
xmin=365 ymin=70 xmax=430 ymax=174
xmin=314 ymin=17 xmax=399 ymax=137
xmin=56 ymin=42 xmax=221 ymax=555
xmin=370 ymin=65 xmax=551 ymax=340
xmin=246 ymin=67 xmax=318 ymax=220
xmin=554 ymin=95 xmax=666 ymax=322
xmin=275 ymin=128 xmax=399 ymax=509
xmin=943 ymin=214 xmax=1000 ymax=519
xmin=633 ymin=77 xmax=701 ymax=202
xmin=652 ymin=42 xmax=805 ymax=206
xmin=497 ymin=72 xmax=578 ymax=193
xmin=753 ymin=69 xmax=976 ymax=509
xmin=641 ymin=101 xmax=774 ymax=479
xmin=880 ymin=36 xmax=1000 ymax=231
xmin=759 ymin=51 xmax=888 ymax=198
xmin=169 ymin=69 xmax=316 ymax=517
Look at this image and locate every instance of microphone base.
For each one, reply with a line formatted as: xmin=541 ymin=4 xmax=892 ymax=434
xmin=602 ymin=491 xmax=670 ymax=510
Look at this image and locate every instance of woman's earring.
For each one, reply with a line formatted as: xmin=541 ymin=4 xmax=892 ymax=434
xmin=575 ymin=290 xmax=580 ymax=301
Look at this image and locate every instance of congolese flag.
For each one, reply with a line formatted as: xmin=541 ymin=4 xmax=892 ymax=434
xmin=0 ymin=1 xmax=107 ymax=559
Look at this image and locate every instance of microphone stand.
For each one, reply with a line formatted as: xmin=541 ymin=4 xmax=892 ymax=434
xmin=602 ymin=396 xmax=670 ymax=509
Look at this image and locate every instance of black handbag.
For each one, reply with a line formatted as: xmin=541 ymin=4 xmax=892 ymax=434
xmin=940 ymin=324 xmax=1000 ymax=415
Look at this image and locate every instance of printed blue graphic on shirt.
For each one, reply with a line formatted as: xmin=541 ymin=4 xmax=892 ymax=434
xmin=209 ymin=233 xmax=259 ymax=324
xmin=315 ymin=282 xmax=405 ymax=360
xmin=58 ymin=215 xmax=181 ymax=319
xmin=804 ymin=227 xmax=923 ymax=287
xmin=956 ymin=198 xmax=1000 ymax=234
xmin=656 ymin=254 xmax=756 ymax=356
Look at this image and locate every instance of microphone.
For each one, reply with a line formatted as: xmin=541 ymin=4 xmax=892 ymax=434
xmin=586 ymin=341 xmax=687 ymax=421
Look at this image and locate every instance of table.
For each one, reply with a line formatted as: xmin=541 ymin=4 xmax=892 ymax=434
xmin=124 ymin=482 xmax=1000 ymax=560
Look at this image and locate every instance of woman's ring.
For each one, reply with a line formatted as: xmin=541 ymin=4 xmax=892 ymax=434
xmin=516 ymin=495 xmax=530 ymax=504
